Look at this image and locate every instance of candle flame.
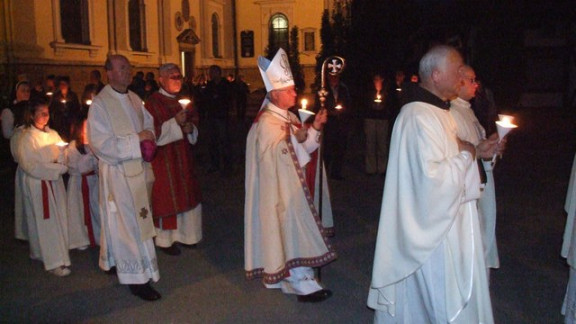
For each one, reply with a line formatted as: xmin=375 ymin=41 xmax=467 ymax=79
xmin=178 ymin=98 xmax=191 ymax=109
xmin=85 ymin=99 xmax=92 ymax=106
xmin=335 ymin=104 xmax=343 ymax=110
xmin=301 ymin=99 xmax=308 ymax=110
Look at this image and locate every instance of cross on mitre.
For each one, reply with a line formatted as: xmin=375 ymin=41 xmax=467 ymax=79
xmin=328 ymin=58 xmax=343 ymax=74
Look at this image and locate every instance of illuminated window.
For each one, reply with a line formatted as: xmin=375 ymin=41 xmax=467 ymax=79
xmin=269 ymin=13 xmax=289 ymax=50
xmin=304 ymin=31 xmax=315 ymax=51
xmin=60 ymin=0 xmax=90 ymax=45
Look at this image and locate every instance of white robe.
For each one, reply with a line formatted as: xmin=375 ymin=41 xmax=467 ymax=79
xmin=10 ymin=126 xmax=28 ymax=241
xmin=66 ymin=140 xmax=100 ymax=248
xmin=451 ymin=98 xmax=500 ymax=269
xmin=561 ymin=153 xmax=576 ymax=321
xmin=368 ymin=100 xmax=494 ymax=323
xmin=244 ymin=102 xmax=336 ymax=292
xmin=87 ymin=85 xmax=159 ymax=285
xmin=19 ymin=126 xmax=70 ymax=271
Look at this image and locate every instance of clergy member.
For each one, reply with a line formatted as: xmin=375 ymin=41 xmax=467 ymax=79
xmin=450 ymin=65 xmax=504 ymax=278
xmin=245 ymin=48 xmax=336 ymax=303
xmin=144 ymin=63 xmax=202 ymax=256
xmin=367 ymin=45 xmax=501 ymax=323
xmin=87 ymin=55 xmax=160 ymax=301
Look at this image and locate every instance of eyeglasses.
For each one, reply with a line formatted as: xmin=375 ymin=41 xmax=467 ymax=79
xmin=169 ymin=75 xmax=183 ymax=81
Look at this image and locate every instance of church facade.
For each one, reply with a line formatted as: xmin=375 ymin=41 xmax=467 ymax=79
xmin=0 ymin=0 xmax=338 ymax=96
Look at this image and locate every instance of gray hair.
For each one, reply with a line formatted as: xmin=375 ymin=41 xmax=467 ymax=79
xmin=418 ymin=45 xmax=457 ymax=81
xmin=159 ymin=63 xmax=180 ymax=75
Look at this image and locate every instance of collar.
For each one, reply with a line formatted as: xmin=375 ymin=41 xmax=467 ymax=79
xmin=159 ymin=87 xmax=176 ymax=98
xmin=451 ymin=97 xmax=471 ymax=109
xmin=405 ymin=85 xmax=451 ymax=110
xmin=265 ymin=102 xmax=290 ymax=122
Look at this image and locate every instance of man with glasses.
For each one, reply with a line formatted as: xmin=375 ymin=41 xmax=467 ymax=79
xmin=450 ymin=65 xmax=504 ymax=279
xmin=144 ymin=63 xmax=202 ymax=257
xmin=245 ymin=48 xmax=336 ymax=303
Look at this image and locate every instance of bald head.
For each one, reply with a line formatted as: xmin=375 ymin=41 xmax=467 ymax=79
xmin=105 ymin=55 xmax=132 ymax=92
xmin=419 ymin=45 xmax=464 ymax=101
xmin=457 ymin=65 xmax=479 ymax=101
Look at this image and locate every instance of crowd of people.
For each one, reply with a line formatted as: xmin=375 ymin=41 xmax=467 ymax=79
xmin=3 ymin=44 xmax=575 ymax=323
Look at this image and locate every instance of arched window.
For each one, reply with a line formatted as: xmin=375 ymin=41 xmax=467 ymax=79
xmin=269 ymin=13 xmax=289 ymax=51
xmin=211 ymin=13 xmax=220 ymax=57
xmin=60 ymin=0 xmax=90 ymax=45
xmin=129 ymin=0 xmax=147 ymax=52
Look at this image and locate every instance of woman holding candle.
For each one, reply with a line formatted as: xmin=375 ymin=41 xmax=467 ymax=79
xmin=49 ymin=75 xmax=81 ymax=142
xmin=66 ymin=115 xmax=100 ymax=249
xmin=19 ymin=98 xmax=71 ymax=276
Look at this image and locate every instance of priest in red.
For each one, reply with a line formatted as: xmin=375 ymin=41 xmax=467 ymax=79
xmin=145 ymin=63 xmax=202 ymax=256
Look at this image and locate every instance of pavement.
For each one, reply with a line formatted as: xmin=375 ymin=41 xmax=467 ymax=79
xmin=0 ymin=103 xmax=575 ymax=323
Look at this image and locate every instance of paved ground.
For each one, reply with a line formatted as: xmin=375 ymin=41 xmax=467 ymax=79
xmin=0 ymin=103 xmax=575 ymax=323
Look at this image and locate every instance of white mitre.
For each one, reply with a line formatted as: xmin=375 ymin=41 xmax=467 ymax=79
xmin=258 ymin=48 xmax=294 ymax=92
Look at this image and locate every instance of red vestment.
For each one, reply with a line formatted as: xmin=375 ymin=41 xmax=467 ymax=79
xmin=145 ymin=92 xmax=202 ymax=230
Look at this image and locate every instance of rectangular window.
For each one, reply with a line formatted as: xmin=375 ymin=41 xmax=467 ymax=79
xmin=304 ymin=32 xmax=315 ymax=52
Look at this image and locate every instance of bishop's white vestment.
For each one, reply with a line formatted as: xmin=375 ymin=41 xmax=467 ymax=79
xmin=368 ymin=87 xmax=494 ymax=323
xmin=244 ymin=102 xmax=336 ymax=294
xmin=88 ymin=85 xmax=159 ymax=285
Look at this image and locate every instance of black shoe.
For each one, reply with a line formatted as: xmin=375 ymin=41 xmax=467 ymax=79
xmin=105 ymin=267 xmax=117 ymax=275
xmin=297 ymin=289 xmax=333 ymax=303
xmin=159 ymin=244 xmax=181 ymax=256
xmin=129 ymin=283 xmax=161 ymax=301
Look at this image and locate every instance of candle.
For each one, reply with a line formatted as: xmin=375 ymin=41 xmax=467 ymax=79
xmin=335 ymin=104 xmax=343 ymax=110
xmin=491 ymin=119 xmax=518 ymax=164
xmin=85 ymin=99 xmax=92 ymax=106
xmin=301 ymin=99 xmax=308 ymax=110
xmin=498 ymin=114 xmax=514 ymax=125
xmin=46 ymin=91 xmax=53 ymax=97
xmin=374 ymin=94 xmax=382 ymax=103
xmin=56 ymin=141 xmax=68 ymax=164
xmin=178 ymin=98 xmax=191 ymax=110
xmin=61 ymin=99 xmax=67 ymax=104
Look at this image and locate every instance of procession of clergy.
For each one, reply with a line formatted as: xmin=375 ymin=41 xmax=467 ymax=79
xmin=7 ymin=44 xmax=576 ymax=322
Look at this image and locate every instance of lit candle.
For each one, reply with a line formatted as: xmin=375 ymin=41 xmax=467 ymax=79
xmin=46 ymin=91 xmax=53 ymax=97
xmin=374 ymin=93 xmax=382 ymax=103
xmin=335 ymin=104 xmax=343 ymax=110
xmin=61 ymin=99 xmax=66 ymax=104
xmin=491 ymin=118 xmax=518 ymax=164
xmin=85 ymin=99 xmax=92 ymax=106
xmin=298 ymin=98 xmax=314 ymax=122
xmin=178 ymin=98 xmax=191 ymax=110
xmin=55 ymin=141 xmax=68 ymax=164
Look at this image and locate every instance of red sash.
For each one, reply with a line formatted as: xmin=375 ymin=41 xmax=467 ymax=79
xmin=41 ymin=180 xmax=54 ymax=219
xmin=82 ymin=171 xmax=96 ymax=246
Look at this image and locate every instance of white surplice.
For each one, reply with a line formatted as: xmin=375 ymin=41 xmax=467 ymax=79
xmin=368 ymin=99 xmax=494 ymax=323
xmin=19 ymin=126 xmax=70 ymax=271
xmin=10 ymin=126 xmax=28 ymax=241
xmin=87 ymin=85 xmax=159 ymax=285
xmin=66 ymin=140 xmax=100 ymax=248
xmin=451 ymin=97 xmax=500 ymax=269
